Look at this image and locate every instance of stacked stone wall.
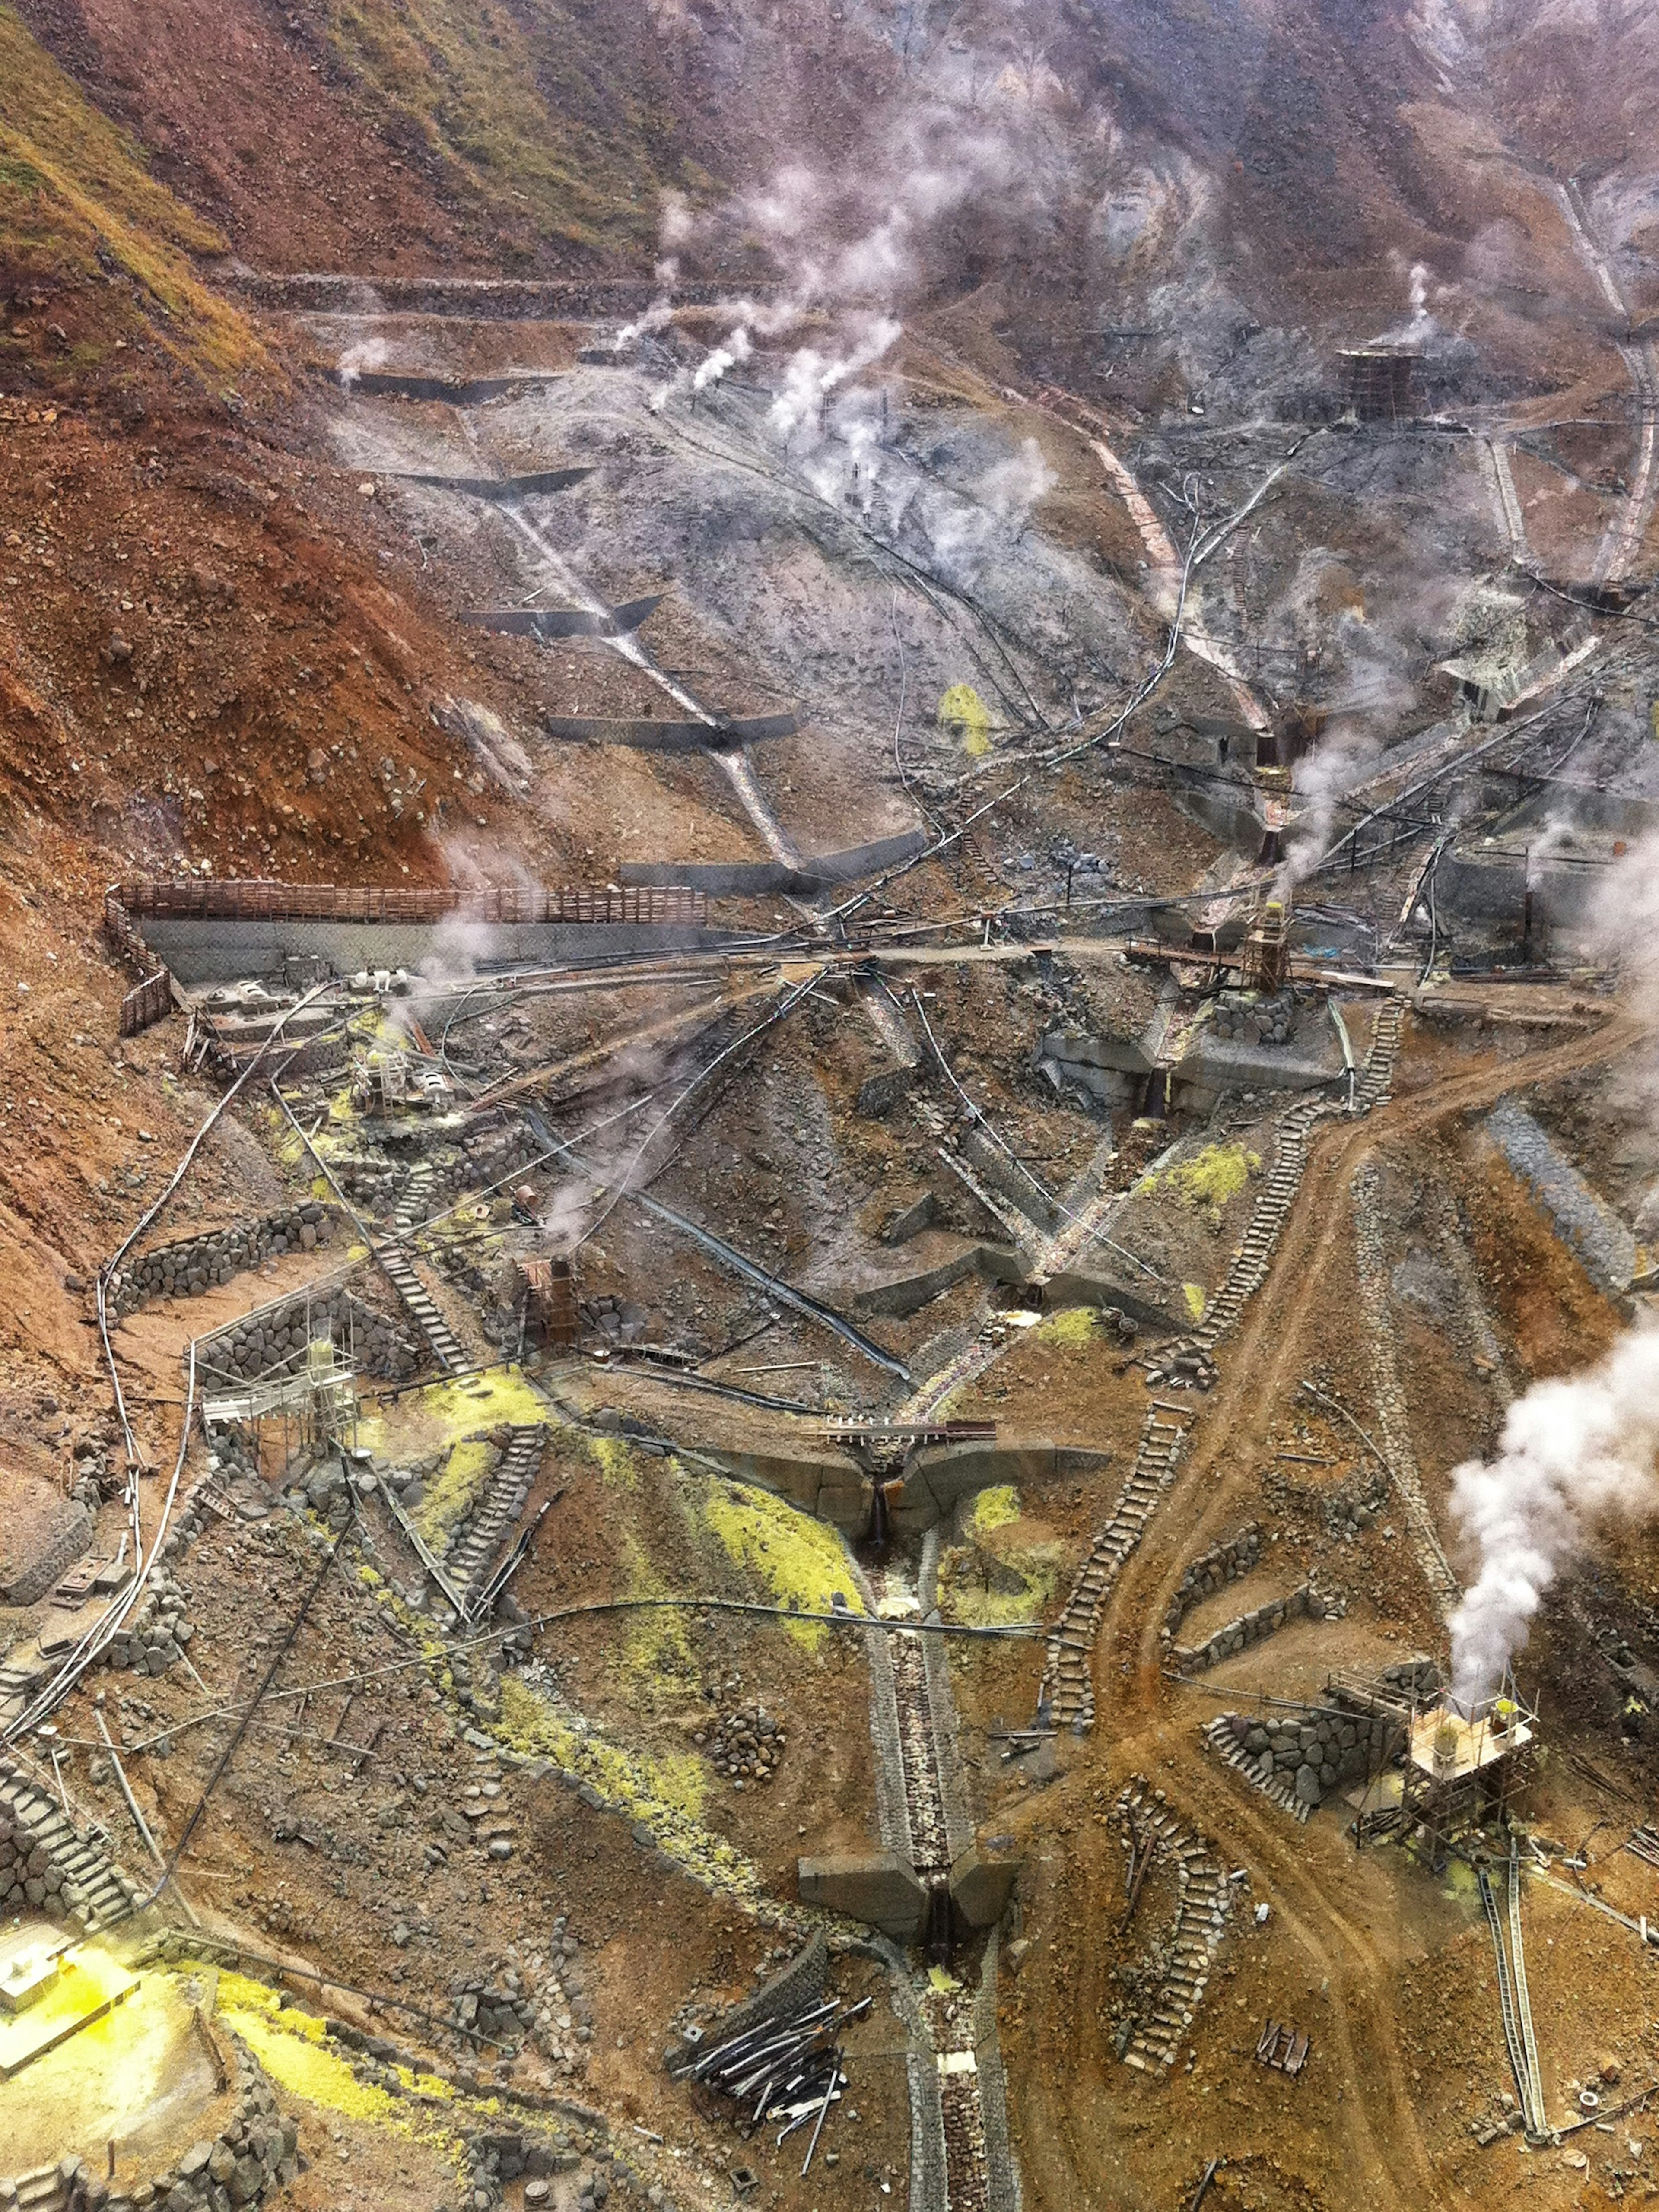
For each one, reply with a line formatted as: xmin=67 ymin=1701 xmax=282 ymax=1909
xmin=111 ymin=1203 xmax=337 ymax=1316
xmin=57 ymin=2037 xmax=298 ymax=2212
xmin=1162 ymin=1524 xmax=1262 ymax=1639
xmin=1209 ymin=1700 xmax=1401 ymax=1810
xmin=1170 ymin=1583 xmax=1350 ymax=1673
xmin=0 ymin=1504 xmax=93 ymax=1606
xmin=197 ymin=1284 xmax=416 ymax=1382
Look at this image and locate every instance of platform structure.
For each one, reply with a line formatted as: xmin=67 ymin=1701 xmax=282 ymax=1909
xmin=0 ymin=1923 xmax=139 ymax=2079
xmin=1396 ymin=1678 xmax=1539 ymax=1860
xmin=201 ymin=1334 xmax=359 ymax=1466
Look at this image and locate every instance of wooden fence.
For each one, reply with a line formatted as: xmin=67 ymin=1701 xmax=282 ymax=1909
xmin=119 ymin=969 xmax=173 ymax=1036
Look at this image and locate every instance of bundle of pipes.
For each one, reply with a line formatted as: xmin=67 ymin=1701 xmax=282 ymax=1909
xmin=672 ymin=1993 xmax=872 ymax=2172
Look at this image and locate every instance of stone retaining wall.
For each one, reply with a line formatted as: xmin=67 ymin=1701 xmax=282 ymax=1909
xmin=0 ymin=1504 xmax=93 ymax=1606
xmin=1162 ymin=1523 xmax=1262 ymax=1640
xmin=1208 ymin=1699 xmax=1401 ymax=1811
xmin=111 ymin=1203 xmax=337 ymax=1317
xmin=1170 ymin=1582 xmax=1346 ymax=1674
xmin=197 ymin=1283 xmax=417 ymax=1383
xmin=72 ymin=2034 xmax=297 ymax=2212
xmin=101 ymin=1566 xmax=197 ymax=1679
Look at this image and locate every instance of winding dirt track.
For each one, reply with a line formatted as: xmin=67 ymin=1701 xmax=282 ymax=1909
xmin=1015 ymin=1010 xmax=1646 ymax=2210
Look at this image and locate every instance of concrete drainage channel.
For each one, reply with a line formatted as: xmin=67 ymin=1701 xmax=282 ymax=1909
xmin=831 ymin=1540 xmax=1019 ymax=2212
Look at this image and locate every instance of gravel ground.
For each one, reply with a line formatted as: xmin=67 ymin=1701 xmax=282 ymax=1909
xmin=1485 ymin=1098 xmax=1637 ymax=1294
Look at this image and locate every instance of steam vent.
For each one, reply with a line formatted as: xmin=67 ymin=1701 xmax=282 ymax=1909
xmin=4 ymin=6 xmax=1659 ymax=2208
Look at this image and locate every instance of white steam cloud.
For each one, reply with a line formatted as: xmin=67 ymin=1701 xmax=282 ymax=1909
xmin=337 ymin=336 xmax=389 ymax=389
xmin=646 ymin=93 xmax=1026 ymax=441
xmin=1371 ymin=258 xmax=1440 ymax=348
xmin=1446 ymin=830 xmax=1659 ymax=1705
xmin=1447 ymin=1323 xmax=1659 ymax=1707
xmin=613 ymin=257 xmax=681 ymax=353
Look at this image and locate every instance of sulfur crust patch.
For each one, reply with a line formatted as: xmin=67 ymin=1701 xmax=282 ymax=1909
xmin=699 ymin=1479 xmax=865 ymax=1648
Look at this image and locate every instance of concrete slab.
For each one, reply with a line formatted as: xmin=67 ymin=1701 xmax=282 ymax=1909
xmin=796 ymin=1850 xmax=928 ymax=1941
xmin=949 ymin=1848 xmax=1020 ymax=1929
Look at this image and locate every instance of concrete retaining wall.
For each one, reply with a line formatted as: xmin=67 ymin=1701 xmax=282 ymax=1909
xmin=620 ymin=829 xmax=929 ymax=897
xmin=143 ymin=916 xmax=752 ymax=987
xmin=706 ymin=1448 xmax=872 ymax=1534
xmin=847 ymin=1245 xmax=1022 ymax=1320
xmin=894 ymin=1440 xmax=1064 ymax=1533
xmin=1438 ymin=849 xmax=1609 ymax=930
xmin=797 ymin=1849 xmax=928 ymax=1940
xmin=712 ymin=1436 xmax=1104 ymax=1537
xmin=844 ymin=1242 xmax=1172 ymax=1330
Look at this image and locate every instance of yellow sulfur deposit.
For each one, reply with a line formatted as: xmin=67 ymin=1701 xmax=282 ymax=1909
xmin=700 ymin=1479 xmax=865 ymax=1647
xmin=495 ymin=1675 xmax=761 ymax=1897
xmin=1138 ymin=1142 xmax=1261 ymax=1220
xmin=356 ymin=1364 xmax=549 ymax=1461
xmin=1035 ymin=1307 xmax=1095 ymax=1349
xmin=217 ymin=1979 xmax=403 ymax=2126
xmin=618 ymin=1529 xmax=697 ymax=1691
xmin=938 ymin=683 xmax=993 ymax=756
xmin=966 ymin=1485 xmax=1020 ymax=1536
xmin=412 ymin=1436 xmax=495 ymax=1548
xmin=587 ymin=1434 xmax=640 ymax=1491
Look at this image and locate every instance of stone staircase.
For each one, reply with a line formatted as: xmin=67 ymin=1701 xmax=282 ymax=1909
xmin=1352 ymin=997 xmax=1403 ymax=1113
xmin=443 ymin=1425 xmax=547 ymax=1611
xmin=380 ymin=1244 xmax=467 ymax=1372
xmin=1189 ymin=1096 xmax=1324 ymax=1358
xmin=1 ymin=2163 xmax=73 ymax=2212
xmin=1190 ymin=993 xmax=1404 ymax=1362
xmin=0 ymin=1649 xmax=53 ymax=1733
xmin=1039 ymin=1404 xmax=1194 ymax=1730
xmin=1116 ymin=1779 xmax=1233 ymax=2072
xmin=0 ymin=1755 xmax=143 ymax=1934
xmin=1199 ymin=1714 xmax=1313 ymax=1824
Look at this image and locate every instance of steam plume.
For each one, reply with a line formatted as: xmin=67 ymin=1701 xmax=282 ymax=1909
xmin=1446 ymin=830 xmax=1659 ymax=1705
xmin=1447 ymin=1323 xmax=1659 ymax=1706
xmin=337 ymin=336 xmax=389 ymax=389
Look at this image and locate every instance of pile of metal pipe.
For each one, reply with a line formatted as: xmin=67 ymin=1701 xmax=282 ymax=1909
xmin=671 ymin=1993 xmax=871 ymax=2172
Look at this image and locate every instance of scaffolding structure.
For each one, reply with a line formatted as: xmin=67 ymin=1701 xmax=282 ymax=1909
xmin=1339 ymin=347 xmax=1418 ymax=422
xmin=199 ymin=1279 xmax=365 ymax=1469
xmin=1239 ymin=896 xmax=1291 ymax=994
xmin=202 ymin=1337 xmax=359 ymax=1465
xmin=1396 ymin=1677 xmax=1539 ymax=1861
xmin=523 ymin=1255 xmax=579 ymax=1349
